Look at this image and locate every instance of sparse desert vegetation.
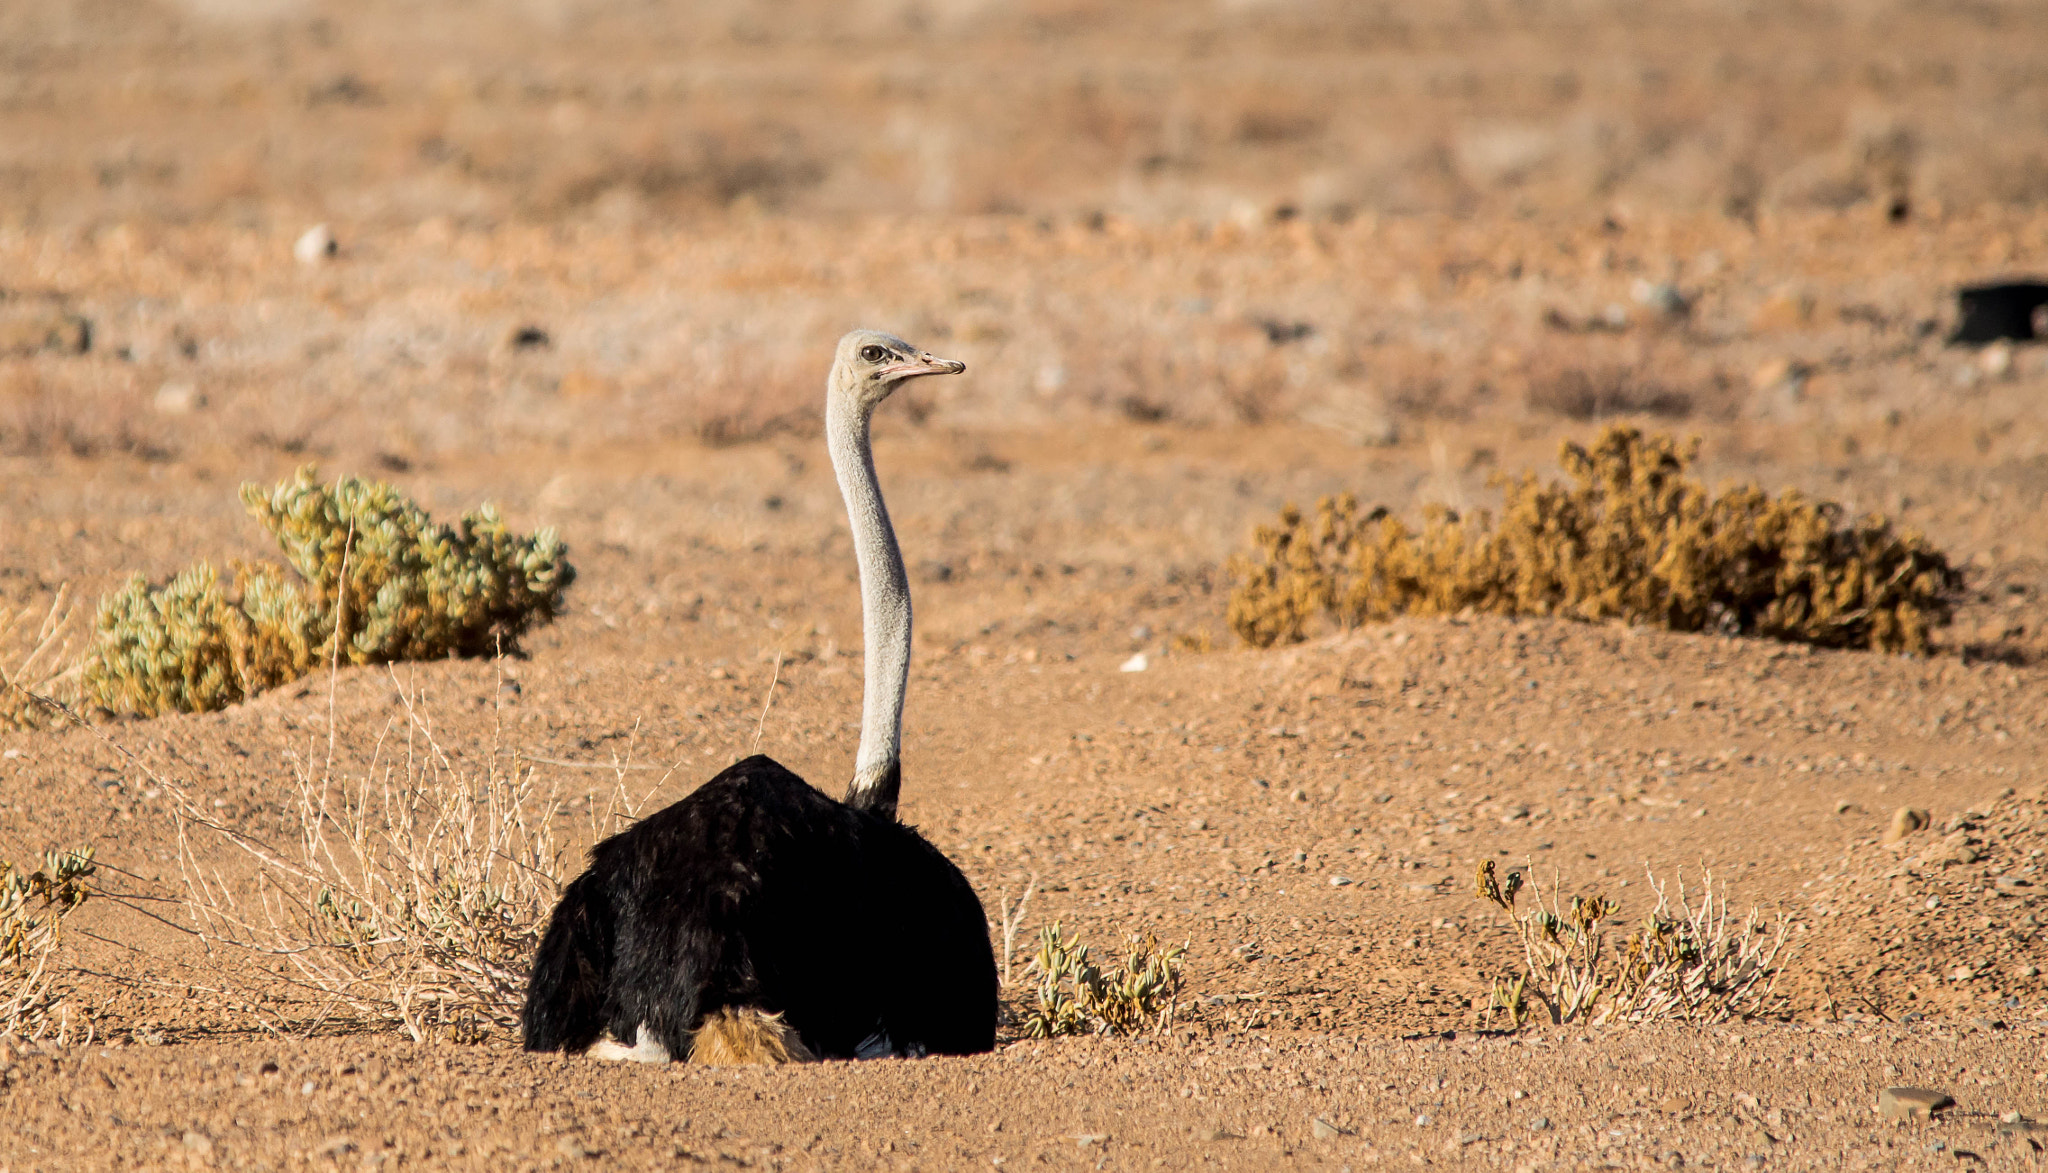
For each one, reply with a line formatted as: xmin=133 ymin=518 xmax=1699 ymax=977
xmin=1228 ymin=426 xmax=1965 ymax=653
xmin=0 ymin=846 xmax=94 ymax=1041
xmin=1473 ymin=859 xmax=1789 ymax=1028
xmin=83 ymin=468 xmax=574 ymax=717
xmin=162 ymin=677 xmax=571 ymax=1044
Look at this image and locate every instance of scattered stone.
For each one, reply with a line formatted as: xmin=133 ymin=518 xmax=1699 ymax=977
xmin=1920 ymin=831 xmax=1983 ymax=867
xmin=1950 ymin=966 xmax=1975 ymax=983
xmin=1883 ymin=807 xmax=1931 ymax=845
xmin=1998 ymin=1119 xmax=2047 ymax=1136
xmin=508 ymin=325 xmax=551 ymax=349
xmin=2020 ymin=965 xmax=2039 ymax=978
xmin=1980 ymin=341 xmax=2016 ymax=379
xmin=1328 ymin=875 xmax=1352 ymax=887
xmin=1631 ymin=278 xmax=1691 ymax=319
xmin=1414 ymin=1114 xmax=1433 ymax=1127
xmin=294 ymin=224 xmax=337 ymax=265
xmin=182 ymin=1131 xmax=214 ymax=1157
xmin=555 ymin=1136 xmax=594 ymax=1159
xmin=1529 ymin=1117 xmax=1551 ymax=1131
xmin=1189 ymin=818 xmax=1207 ymax=831
xmin=1835 ymin=799 xmax=1854 ymax=814
xmin=0 ymin=294 xmax=92 ymax=356
xmin=1751 ymin=290 xmax=1814 ymax=332
xmin=1311 ymin=1117 xmax=1350 ymax=1140
xmin=1074 ymin=1134 xmax=1106 ymax=1147
xmin=1119 ymin=653 xmax=1148 ymax=673
xmin=1290 ymin=788 xmax=1308 ymax=802
xmin=1879 ymin=1086 xmax=1954 ymax=1122
xmin=153 ymin=381 xmax=203 ymax=415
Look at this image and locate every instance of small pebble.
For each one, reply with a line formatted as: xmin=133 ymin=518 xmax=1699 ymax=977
xmin=1119 ymin=653 xmax=1148 ymax=673
xmin=1529 ymin=1117 xmax=1551 ymax=1131
xmin=1882 ymin=807 xmax=1930 ymax=845
xmin=152 ymin=381 xmax=202 ymax=414
xmin=1328 ymin=875 xmax=1352 ymax=887
xmin=293 ymin=223 xmax=337 ymax=265
xmin=1189 ymin=818 xmax=1208 ymax=831
xmin=1878 ymin=1086 xmax=1953 ymax=1122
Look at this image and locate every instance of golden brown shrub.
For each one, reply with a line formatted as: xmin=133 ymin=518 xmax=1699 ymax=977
xmin=1228 ymin=426 xmax=1963 ymax=653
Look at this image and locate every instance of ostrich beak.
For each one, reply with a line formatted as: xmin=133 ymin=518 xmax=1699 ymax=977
xmin=879 ymin=352 xmax=966 ymax=382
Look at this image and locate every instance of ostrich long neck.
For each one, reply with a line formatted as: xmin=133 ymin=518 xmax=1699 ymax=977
xmin=827 ymin=392 xmax=908 ymax=818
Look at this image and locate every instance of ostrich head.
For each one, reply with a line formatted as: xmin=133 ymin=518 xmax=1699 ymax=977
xmin=830 ymin=329 xmax=966 ymax=416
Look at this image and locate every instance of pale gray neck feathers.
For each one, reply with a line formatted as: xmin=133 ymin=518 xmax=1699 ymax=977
xmin=827 ymin=392 xmax=909 ymax=818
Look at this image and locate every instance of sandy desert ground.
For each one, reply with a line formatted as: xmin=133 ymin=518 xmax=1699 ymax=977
xmin=5 ymin=1 xmax=2048 ymax=1169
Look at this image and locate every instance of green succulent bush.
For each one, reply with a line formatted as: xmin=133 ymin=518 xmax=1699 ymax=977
xmin=85 ymin=467 xmax=574 ymax=717
xmin=1228 ymin=426 xmax=1964 ymax=654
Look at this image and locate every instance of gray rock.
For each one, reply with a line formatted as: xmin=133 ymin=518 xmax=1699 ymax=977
xmin=1878 ymin=1086 xmax=1953 ymax=1122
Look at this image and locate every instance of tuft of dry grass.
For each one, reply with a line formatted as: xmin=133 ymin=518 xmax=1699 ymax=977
xmin=0 ymin=846 xmax=96 ymax=1042
xmin=1020 ymin=923 xmax=1185 ymax=1039
xmin=165 ymin=671 xmax=577 ymax=1043
xmin=1473 ymin=859 xmax=1790 ymax=1028
xmin=0 ymin=587 xmax=83 ymax=731
xmin=1228 ymin=425 xmax=1964 ymax=653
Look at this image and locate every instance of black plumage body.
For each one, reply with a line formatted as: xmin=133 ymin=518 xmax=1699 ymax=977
xmin=522 ymin=754 xmax=997 ymax=1059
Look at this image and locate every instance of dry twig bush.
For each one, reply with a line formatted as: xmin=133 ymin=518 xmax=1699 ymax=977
xmin=1020 ymin=923 xmax=1186 ymax=1039
xmin=84 ymin=466 xmax=575 ymax=717
xmin=1228 ymin=425 xmax=1963 ymax=653
xmin=166 ymin=675 xmax=573 ymax=1043
xmin=1473 ymin=859 xmax=1790 ymax=1028
xmin=0 ymin=587 xmax=83 ymax=730
xmin=0 ymin=847 xmax=96 ymax=1042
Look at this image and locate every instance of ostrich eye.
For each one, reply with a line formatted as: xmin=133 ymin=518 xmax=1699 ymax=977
xmin=859 ymin=345 xmax=890 ymax=364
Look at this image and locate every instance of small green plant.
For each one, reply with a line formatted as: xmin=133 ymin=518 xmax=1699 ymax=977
xmin=1228 ymin=426 xmax=1963 ymax=653
xmin=1020 ymin=923 xmax=1185 ymax=1038
xmin=1473 ymin=858 xmax=1788 ymax=1028
xmin=1 ymin=846 xmax=95 ymax=1040
xmin=84 ymin=467 xmax=575 ymax=717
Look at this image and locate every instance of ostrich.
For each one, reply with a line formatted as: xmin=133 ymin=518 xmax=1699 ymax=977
xmin=521 ymin=330 xmax=998 ymax=1064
